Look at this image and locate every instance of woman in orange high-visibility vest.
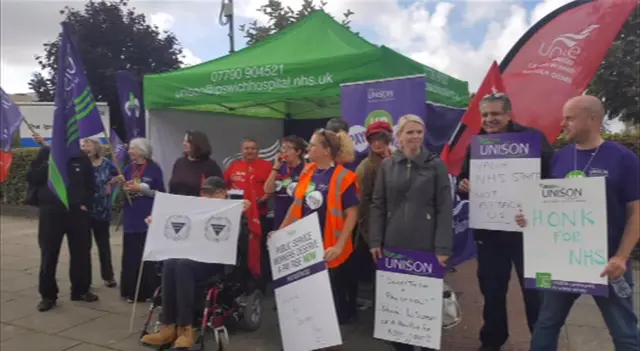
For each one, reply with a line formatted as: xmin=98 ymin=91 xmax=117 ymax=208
xmin=276 ymin=128 xmax=360 ymax=325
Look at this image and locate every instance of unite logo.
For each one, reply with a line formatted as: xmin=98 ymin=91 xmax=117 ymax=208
xmin=538 ymin=24 xmax=600 ymax=64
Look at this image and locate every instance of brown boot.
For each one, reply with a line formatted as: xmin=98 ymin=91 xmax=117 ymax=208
xmin=140 ymin=324 xmax=177 ymax=346
xmin=173 ymin=325 xmax=196 ymax=349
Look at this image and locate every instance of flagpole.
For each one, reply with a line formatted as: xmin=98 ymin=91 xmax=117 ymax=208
xmin=104 ymin=129 xmax=133 ymax=206
xmin=21 ymin=115 xmax=50 ymax=147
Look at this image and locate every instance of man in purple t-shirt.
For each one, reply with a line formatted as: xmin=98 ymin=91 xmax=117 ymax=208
xmin=520 ymin=95 xmax=640 ymax=351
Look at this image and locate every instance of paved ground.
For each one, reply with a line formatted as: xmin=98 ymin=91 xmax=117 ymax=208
xmin=1 ymin=214 xmax=637 ymax=351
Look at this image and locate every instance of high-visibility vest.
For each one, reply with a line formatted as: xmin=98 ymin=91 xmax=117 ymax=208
xmin=290 ymin=163 xmax=358 ymax=268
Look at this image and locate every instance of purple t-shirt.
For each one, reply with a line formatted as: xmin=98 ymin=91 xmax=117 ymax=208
xmin=298 ymin=166 xmax=359 ymax=235
xmin=552 ymin=141 xmax=639 ymax=257
xmin=273 ymin=162 xmax=305 ymax=229
xmin=122 ymin=161 xmax=166 ymax=234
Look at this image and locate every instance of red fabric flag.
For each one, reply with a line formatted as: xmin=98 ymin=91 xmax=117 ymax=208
xmin=441 ymin=61 xmax=506 ymax=176
xmin=0 ymin=151 xmax=13 ymax=183
xmin=501 ymin=0 xmax=637 ymax=143
xmin=244 ymin=176 xmax=262 ymax=279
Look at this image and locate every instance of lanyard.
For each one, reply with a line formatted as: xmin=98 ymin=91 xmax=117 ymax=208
xmin=132 ymin=162 xmax=147 ymax=182
xmin=573 ymin=144 xmax=601 ymax=174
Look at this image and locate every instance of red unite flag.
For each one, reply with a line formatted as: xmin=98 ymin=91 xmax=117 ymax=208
xmin=0 ymin=151 xmax=13 ymax=183
xmin=440 ymin=61 xmax=506 ymax=176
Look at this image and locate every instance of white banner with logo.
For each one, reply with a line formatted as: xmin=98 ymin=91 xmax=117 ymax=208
xmin=269 ymin=212 xmax=342 ymax=351
xmin=521 ymin=177 xmax=608 ymax=296
xmin=144 ymin=192 xmax=244 ymax=264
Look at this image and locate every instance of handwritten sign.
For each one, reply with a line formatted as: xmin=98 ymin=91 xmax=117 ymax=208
xmin=469 ymin=132 xmax=541 ymax=232
xmin=269 ymin=212 xmax=342 ymax=351
xmin=374 ymin=248 xmax=444 ymax=349
xmin=521 ymin=177 xmax=608 ymax=296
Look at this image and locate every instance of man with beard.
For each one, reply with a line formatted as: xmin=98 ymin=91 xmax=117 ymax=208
xmin=457 ymin=93 xmax=554 ymax=351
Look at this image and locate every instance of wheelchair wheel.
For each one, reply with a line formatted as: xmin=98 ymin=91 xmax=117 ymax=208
xmin=201 ymin=327 xmax=229 ymax=351
xmin=238 ymin=289 xmax=263 ymax=332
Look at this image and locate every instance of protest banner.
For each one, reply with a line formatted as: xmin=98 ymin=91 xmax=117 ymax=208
xmin=374 ymin=248 xmax=445 ymax=349
xmin=521 ymin=177 xmax=608 ymax=296
xmin=469 ymin=131 xmax=541 ymax=232
xmin=269 ymin=212 xmax=341 ymax=351
xmin=340 ymin=75 xmax=426 ymax=156
xmin=144 ymin=192 xmax=244 ymax=264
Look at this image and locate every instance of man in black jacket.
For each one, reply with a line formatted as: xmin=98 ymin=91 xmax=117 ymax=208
xmin=27 ymin=135 xmax=99 ymax=312
xmin=457 ymin=93 xmax=554 ymax=351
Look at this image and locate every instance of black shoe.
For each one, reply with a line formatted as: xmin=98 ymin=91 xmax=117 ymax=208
xmin=104 ymin=279 xmax=117 ymax=288
xmin=71 ymin=291 xmax=99 ymax=302
xmin=37 ymin=299 xmax=56 ymax=312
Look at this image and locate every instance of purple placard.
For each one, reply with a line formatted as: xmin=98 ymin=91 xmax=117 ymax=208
xmin=470 ymin=131 xmax=541 ymax=160
xmin=272 ymin=261 xmax=327 ymax=290
xmin=341 ymin=76 xmax=427 ymax=157
xmin=377 ymin=248 xmax=446 ymax=279
xmin=524 ymin=278 xmax=609 ymax=296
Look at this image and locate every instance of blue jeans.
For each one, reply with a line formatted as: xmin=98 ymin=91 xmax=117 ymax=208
xmin=531 ymin=271 xmax=639 ymax=351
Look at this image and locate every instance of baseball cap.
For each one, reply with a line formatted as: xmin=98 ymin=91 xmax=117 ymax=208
xmin=200 ymin=176 xmax=227 ymax=192
xmin=365 ymin=121 xmax=393 ymax=140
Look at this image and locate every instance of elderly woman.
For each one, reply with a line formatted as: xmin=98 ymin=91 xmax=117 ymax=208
xmin=369 ymin=114 xmax=453 ymax=351
xmin=118 ymin=138 xmax=165 ymax=302
xmin=80 ymin=137 xmax=118 ymax=288
xmin=277 ymin=129 xmax=359 ymax=324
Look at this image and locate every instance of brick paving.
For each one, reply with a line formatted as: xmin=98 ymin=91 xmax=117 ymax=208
xmin=1 ymin=213 xmax=632 ymax=350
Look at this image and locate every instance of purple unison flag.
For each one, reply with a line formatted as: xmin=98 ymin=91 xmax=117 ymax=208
xmin=470 ymin=132 xmax=542 ymax=160
xmin=48 ymin=24 xmax=104 ymax=208
xmin=340 ymin=75 xmax=426 ymax=157
xmin=115 ymin=71 xmax=145 ymax=140
xmin=0 ymin=88 xmax=24 ymax=152
xmin=109 ymin=129 xmax=127 ymax=168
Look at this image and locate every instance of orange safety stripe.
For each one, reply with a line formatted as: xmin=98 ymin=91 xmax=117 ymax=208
xmin=291 ymin=163 xmax=359 ymax=268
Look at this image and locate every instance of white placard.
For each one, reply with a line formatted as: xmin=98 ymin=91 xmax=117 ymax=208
xmin=521 ymin=177 xmax=609 ymax=296
xmin=469 ymin=133 xmax=541 ymax=232
xmin=144 ymin=192 xmax=244 ymax=264
xmin=374 ymin=249 xmax=445 ymax=349
xmin=268 ymin=213 xmax=342 ymax=351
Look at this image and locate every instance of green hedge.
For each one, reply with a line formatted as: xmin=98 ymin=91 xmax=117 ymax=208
xmin=2 ymin=134 xmax=638 ymax=205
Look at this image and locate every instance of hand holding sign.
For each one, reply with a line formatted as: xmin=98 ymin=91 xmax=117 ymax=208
xmin=600 ymin=256 xmax=626 ymax=280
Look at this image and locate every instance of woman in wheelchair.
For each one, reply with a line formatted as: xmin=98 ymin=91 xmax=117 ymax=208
xmin=141 ymin=176 xmax=252 ymax=349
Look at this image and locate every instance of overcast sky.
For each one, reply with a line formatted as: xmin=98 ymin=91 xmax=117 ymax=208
xmin=0 ymin=0 xmax=624 ymax=131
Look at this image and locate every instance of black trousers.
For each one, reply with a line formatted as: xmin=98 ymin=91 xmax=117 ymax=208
xmin=89 ymin=218 xmax=114 ymax=281
xmin=477 ymin=234 xmax=541 ymax=347
xmin=38 ymin=208 xmax=92 ymax=300
xmin=161 ymin=259 xmax=222 ymax=326
xmin=259 ymin=215 xmax=273 ymax=291
xmin=120 ymin=232 xmax=159 ymax=301
xmin=343 ymin=233 xmax=376 ymax=321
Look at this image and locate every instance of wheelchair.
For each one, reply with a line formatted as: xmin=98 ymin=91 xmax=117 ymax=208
xmin=140 ymin=270 xmax=264 ymax=351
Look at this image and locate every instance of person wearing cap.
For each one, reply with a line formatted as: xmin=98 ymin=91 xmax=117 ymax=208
xmin=353 ymin=121 xmax=395 ymax=316
xmin=80 ymin=137 xmax=118 ymax=289
xmin=141 ymin=176 xmax=251 ymax=350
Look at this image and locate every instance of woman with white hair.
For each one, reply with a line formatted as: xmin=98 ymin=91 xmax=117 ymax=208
xmin=368 ymin=114 xmax=453 ymax=351
xmin=115 ymin=137 xmax=165 ymax=302
xmin=80 ymin=137 xmax=118 ymax=288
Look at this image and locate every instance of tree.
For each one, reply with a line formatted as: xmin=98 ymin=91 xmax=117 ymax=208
xmin=28 ymin=0 xmax=184 ymax=135
xmin=239 ymin=0 xmax=354 ymax=46
xmin=589 ymin=10 xmax=639 ymax=125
